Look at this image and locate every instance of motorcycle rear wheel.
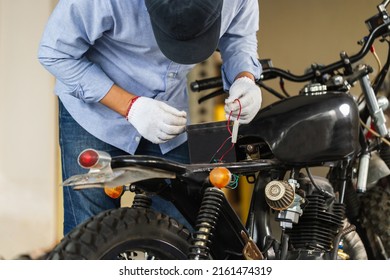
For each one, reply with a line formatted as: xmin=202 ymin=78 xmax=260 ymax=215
xmin=47 ymin=207 xmax=191 ymax=260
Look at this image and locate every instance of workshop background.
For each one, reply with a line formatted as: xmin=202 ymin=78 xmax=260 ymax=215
xmin=0 ymin=0 xmax=384 ymax=259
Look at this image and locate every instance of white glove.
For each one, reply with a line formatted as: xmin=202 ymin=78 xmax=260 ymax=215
xmin=224 ymin=77 xmax=262 ymax=124
xmin=127 ymin=97 xmax=187 ymax=144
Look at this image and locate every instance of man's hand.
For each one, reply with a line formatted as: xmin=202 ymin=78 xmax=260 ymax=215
xmin=224 ymin=76 xmax=262 ymax=124
xmin=127 ymin=97 xmax=187 ymax=144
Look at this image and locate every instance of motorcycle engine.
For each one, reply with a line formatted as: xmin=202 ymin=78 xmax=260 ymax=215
xmin=266 ymin=175 xmax=345 ymax=260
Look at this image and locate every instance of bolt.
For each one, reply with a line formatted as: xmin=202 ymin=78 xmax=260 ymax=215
xmin=246 ymin=145 xmax=256 ymax=154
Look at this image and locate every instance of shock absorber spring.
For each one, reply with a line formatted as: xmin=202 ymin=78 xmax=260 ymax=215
xmin=131 ymin=193 xmax=152 ymax=209
xmin=188 ymin=187 xmax=224 ymax=260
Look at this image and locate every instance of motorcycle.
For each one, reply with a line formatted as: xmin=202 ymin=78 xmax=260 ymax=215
xmin=48 ymin=1 xmax=390 ymax=260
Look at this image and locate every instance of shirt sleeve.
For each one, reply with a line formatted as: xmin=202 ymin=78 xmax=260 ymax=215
xmin=218 ymin=0 xmax=262 ymax=89
xmin=38 ymin=0 xmax=114 ymax=103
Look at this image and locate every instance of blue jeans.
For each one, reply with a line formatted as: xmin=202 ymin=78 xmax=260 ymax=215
xmin=59 ymin=100 xmax=190 ymax=235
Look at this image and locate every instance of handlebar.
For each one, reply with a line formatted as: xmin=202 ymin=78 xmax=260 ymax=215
xmin=262 ymin=20 xmax=390 ymax=83
xmin=190 ymin=7 xmax=390 ymax=92
xmin=190 ymin=59 xmax=273 ymax=92
xmin=190 ymin=77 xmax=223 ymax=92
xmin=379 ymin=0 xmax=390 ymax=12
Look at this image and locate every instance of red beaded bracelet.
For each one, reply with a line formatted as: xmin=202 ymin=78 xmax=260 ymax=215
xmin=125 ymin=96 xmax=140 ymax=120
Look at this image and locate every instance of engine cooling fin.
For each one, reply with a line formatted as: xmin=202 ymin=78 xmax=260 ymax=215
xmin=286 ymin=194 xmax=345 ymax=251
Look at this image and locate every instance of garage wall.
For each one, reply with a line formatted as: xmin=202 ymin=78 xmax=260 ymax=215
xmin=0 ymin=0 xmax=57 ymax=259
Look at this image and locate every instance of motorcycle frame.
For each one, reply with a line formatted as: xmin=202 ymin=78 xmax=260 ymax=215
xmin=110 ymin=155 xmax=286 ymax=259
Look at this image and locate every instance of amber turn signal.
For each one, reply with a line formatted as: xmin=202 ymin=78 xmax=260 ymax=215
xmin=104 ymin=186 xmax=124 ymax=199
xmin=209 ymin=167 xmax=232 ymax=189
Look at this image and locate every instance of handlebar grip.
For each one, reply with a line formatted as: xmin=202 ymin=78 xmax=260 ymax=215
xmin=190 ymin=77 xmax=223 ymax=92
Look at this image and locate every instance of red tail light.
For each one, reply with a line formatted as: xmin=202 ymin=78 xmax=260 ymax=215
xmin=78 ymin=149 xmax=99 ymax=168
xmin=78 ymin=149 xmax=111 ymax=169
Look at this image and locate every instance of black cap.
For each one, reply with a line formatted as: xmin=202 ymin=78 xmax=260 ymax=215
xmin=145 ymin=0 xmax=222 ymax=64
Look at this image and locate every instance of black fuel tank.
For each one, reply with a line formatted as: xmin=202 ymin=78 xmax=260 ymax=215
xmin=238 ymin=92 xmax=360 ymax=164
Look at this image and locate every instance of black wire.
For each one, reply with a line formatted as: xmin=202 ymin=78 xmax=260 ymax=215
xmin=197 ymin=88 xmax=226 ymax=104
xmin=305 ymin=167 xmax=334 ymax=198
xmin=256 ymin=81 xmax=286 ymax=100
xmin=373 ymin=39 xmax=390 ymax=94
xmin=279 ymin=77 xmax=291 ymax=97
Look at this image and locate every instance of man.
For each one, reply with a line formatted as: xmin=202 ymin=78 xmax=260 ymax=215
xmin=38 ymin=0 xmax=262 ymax=235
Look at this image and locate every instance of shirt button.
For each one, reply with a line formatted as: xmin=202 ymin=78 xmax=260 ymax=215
xmin=135 ymin=137 xmax=140 ymax=142
xmin=168 ymin=72 xmax=175 ymax=78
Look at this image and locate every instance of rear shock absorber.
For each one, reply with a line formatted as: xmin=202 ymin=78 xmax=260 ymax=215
xmin=188 ymin=187 xmax=225 ymax=260
xmin=131 ymin=192 xmax=152 ymax=209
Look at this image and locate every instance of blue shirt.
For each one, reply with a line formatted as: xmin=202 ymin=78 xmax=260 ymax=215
xmin=38 ymin=0 xmax=261 ymax=155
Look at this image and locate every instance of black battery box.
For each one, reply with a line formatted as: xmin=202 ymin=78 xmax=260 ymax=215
xmin=186 ymin=121 xmax=236 ymax=163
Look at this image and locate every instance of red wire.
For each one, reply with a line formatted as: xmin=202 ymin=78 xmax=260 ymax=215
xmin=210 ymin=136 xmax=232 ymax=162
xmin=219 ymin=143 xmax=235 ymax=162
xmin=217 ymin=98 xmax=242 ymax=162
xmin=227 ymin=98 xmax=242 ymax=134
xmin=227 ymin=111 xmax=233 ymax=135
